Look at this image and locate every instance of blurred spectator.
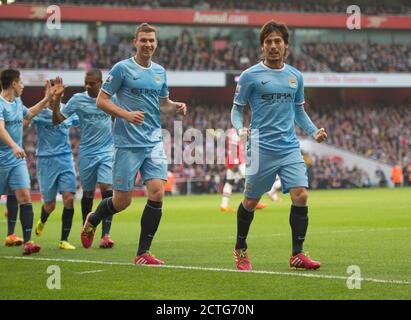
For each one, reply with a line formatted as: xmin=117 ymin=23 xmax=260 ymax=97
xmin=164 ymin=170 xmax=175 ymax=195
xmin=402 ymin=162 xmax=411 ymax=187
xmin=375 ymin=167 xmax=388 ymax=187
xmin=391 ymin=163 xmax=403 ymax=187
xmin=1 ymin=35 xmax=411 ymax=72
xmin=300 ymin=42 xmax=411 ymax=72
xmin=297 ymin=103 xmax=411 ymax=166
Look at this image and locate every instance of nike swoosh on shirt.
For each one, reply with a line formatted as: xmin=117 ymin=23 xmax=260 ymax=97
xmin=261 ymin=80 xmax=271 ymax=85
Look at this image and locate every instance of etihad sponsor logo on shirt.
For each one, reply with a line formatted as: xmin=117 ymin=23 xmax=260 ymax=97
xmin=261 ymin=92 xmax=294 ymax=102
xmin=5 ymin=120 xmax=23 ymax=126
xmin=83 ymin=113 xmax=110 ymax=121
xmin=131 ymin=88 xmax=161 ymax=96
xmin=44 ymin=123 xmax=70 ymax=130
xmin=289 ymin=76 xmax=298 ymax=88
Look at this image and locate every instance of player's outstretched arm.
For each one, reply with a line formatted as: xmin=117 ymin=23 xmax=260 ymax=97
xmin=97 ymin=90 xmax=144 ymax=125
xmin=0 ymin=120 xmax=26 ymax=159
xmin=25 ymin=80 xmax=53 ymax=121
xmin=159 ymin=97 xmax=187 ymax=116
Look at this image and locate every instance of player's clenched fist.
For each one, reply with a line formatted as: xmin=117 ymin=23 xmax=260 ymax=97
xmin=175 ymin=102 xmax=187 ymax=116
xmin=126 ymin=110 xmax=145 ymax=125
xmin=314 ymin=128 xmax=328 ymax=143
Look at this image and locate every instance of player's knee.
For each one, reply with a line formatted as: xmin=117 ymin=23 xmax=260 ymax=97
xmin=243 ymin=198 xmax=259 ymax=211
xmin=112 ymin=196 xmax=131 ymax=211
xmin=148 ymin=187 xmax=164 ymax=202
xmin=291 ymin=188 xmax=308 ymax=206
xmin=44 ymin=201 xmax=56 ymax=213
xmin=62 ymin=193 xmax=74 ymax=208
xmin=15 ymin=190 xmax=31 ymax=204
xmin=223 ymin=181 xmax=234 ymax=195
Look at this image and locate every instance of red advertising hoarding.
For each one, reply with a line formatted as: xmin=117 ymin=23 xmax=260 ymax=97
xmin=1 ymin=4 xmax=411 ymax=29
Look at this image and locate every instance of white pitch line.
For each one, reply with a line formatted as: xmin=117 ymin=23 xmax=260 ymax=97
xmin=76 ymin=270 xmax=105 ymax=275
xmin=2 ymin=255 xmax=410 ymax=286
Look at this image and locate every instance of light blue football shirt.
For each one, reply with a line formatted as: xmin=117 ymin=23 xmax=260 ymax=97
xmin=233 ymin=62 xmax=318 ymax=154
xmin=101 ymin=57 xmax=169 ymax=148
xmin=61 ymin=91 xmax=114 ymax=157
xmin=32 ymin=105 xmax=79 ymax=157
xmin=0 ymin=96 xmax=28 ymax=167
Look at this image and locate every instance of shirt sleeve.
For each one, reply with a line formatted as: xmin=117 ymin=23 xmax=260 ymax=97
xmin=295 ymin=72 xmax=305 ymax=106
xmin=233 ymin=71 xmax=254 ymax=106
xmin=294 ymin=105 xmax=318 ymax=137
xmin=61 ymin=96 xmax=77 ymax=119
xmin=159 ymin=70 xmax=169 ymax=98
xmin=0 ymin=104 xmax=4 ymax=121
xmin=231 ymin=104 xmax=245 ymax=132
xmin=23 ymin=106 xmax=29 ymax=118
xmin=102 ymin=63 xmax=124 ymax=96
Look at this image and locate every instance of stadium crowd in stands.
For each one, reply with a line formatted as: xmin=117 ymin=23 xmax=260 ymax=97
xmin=298 ymin=103 xmax=411 ymax=166
xmin=15 ymin=0 xmax=411 ymax=15
xmin=1 ymin=35 xmax=411 ymax=72
xmin=22 ymin=102 xmax=411 ymax=194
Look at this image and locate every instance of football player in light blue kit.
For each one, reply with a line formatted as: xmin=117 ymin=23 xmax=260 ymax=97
xmin=52 ymin=70 xmax=116 ymax=249
xmin=231 ymin=21 xmax=328 ymax=271
xmin=26 ymin=80 xmax=79 ymax=250
xmin=81 ymin=23 xmax=187 ymax=265
xmin=0 ymin=68 xmax=55 ymax=255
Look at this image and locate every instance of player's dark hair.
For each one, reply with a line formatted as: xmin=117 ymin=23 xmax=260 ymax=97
xmin=86 ymin=68 xmax=102 ymax=80
xmin=0 ymin=69 xmax=20 ymax=90
xmin=135 ymin=23 xmax=157 ymax=39
xmin=259 ymin=20 xmax=289 ymax=46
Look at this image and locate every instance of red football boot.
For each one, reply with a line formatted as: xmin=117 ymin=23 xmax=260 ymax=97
xmin=99 ymin=235 xmax=115 ymax=249
xmin=290 ymin=253 xmax=321 ymax=270
xmin=22 ymin=241 xmax=41 ymax=255
xmin=81 ymin=213 xmax=96 ymax=249
xmin=134 ymin=252 xmax=164 ymax=265
xmin=233 ymin=248 xmax=252 ymax=271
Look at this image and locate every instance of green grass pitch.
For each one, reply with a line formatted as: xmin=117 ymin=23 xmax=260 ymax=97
xmin=1 ymin=188 xmax=410 ymax=300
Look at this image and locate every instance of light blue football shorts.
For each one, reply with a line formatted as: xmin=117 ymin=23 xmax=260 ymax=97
xmin=113 ymin=143 xmax=168 ymax=192
xmin=79 ymin=152 xmax=113 ymax=192
xmin=37 ymin=153 xmax=76 ymax=202
xmin=244 ymin=148 xmax=308 ymax=199
xmin=0 ymin=161 xmax=31 ymax=195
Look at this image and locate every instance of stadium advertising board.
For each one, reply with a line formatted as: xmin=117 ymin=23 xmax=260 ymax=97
xmin=2 ymin=4 xmax=411 ymax=29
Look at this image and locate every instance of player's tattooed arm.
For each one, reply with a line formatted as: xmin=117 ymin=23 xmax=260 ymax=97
xmin=25 ymin=80 xmax=53 ymax=121
xmin=97 ymin=90 xmax=145 ymax=125
xmin=52 ymin=77 xmax=67 ymax=125
xmin=159 ymin=97 xmax=187 ymax=116
xmin=0 ymin=120 xmax=26 ymax=159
